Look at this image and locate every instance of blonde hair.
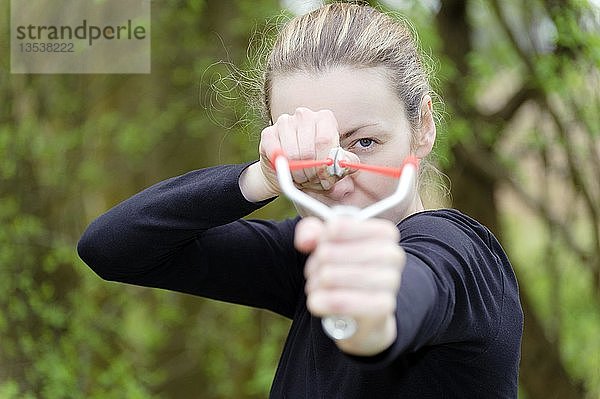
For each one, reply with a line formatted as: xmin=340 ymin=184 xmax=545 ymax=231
xmin=253 ymin=2 xmax=449 ymax=206
xmin=263 ymin=2 xmax=433 ymax=137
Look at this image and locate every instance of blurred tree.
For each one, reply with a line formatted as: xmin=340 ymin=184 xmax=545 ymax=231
xmin=433 ymin=0 xmax=599 ymax=398
xmin=1 ymin=1 xmax=289 ymax=398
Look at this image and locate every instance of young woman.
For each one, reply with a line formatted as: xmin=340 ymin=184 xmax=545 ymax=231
xmin=78 ymin=3 xmax=523 ymax=398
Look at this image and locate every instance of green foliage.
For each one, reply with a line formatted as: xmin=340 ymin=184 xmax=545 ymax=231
xmin=1 ymin=1 xmax=287 ymax=398
xmin=503 ymin=213 xmax=600 ymax=396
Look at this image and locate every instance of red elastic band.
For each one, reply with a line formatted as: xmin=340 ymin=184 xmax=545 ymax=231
xmin=287 ymin=158 xmax=334 ymax=170
xmin=269 ymin=149 xmax=285 ymax=170
xmin=338 ymin=156 xmax=418 ymax=178
xmin=271 ymin=150 xmax=418 ymax=177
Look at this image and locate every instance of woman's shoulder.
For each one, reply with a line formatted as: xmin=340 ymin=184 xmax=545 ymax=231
xmin=401 ymin=208 xmax=485 ymax=228
xmin=399 ymin=208 xmax=498 ymax=248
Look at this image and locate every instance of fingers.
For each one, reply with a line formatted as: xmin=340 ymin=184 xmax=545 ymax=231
xmin=307 ymin=290 xmax=397 ymax=317
xmin=294 ymin=217 xmax=325 ymax=253
xmin=304 ymin=237 xmax=405 ymax=290
xmin=305 ymin=242 xmax=404 ymax=276
xmin=259 ymin=125 xmax=280 ymax=165
xmin=278 ymin=114 xmax=309 ymax=184
xmin=314 ymin=109 xmax=339 ymax=159
xmin=257 ymin=126 xmax=285 ymax=196
xmin=319 ymin=217 xmax=401 ymax=243
xmin=305 ymin=262 xmax=401 ymax=293
xmin=314 ymin=110 xmax=339 ymax=189
xmin=295 ymin=109 xmax=317 ymax=185
xmin=301 ymin=217 xmax=406 ymax=319
xmin=261 ymin=107 xmax=341 ymax=191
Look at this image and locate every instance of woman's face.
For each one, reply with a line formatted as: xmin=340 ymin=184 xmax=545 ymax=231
xmin=270 ymin=66 xmax=432 ymax=223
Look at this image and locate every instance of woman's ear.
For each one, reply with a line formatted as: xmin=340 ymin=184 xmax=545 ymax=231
xmin=414 ymin=95 xmax=436 ymax=159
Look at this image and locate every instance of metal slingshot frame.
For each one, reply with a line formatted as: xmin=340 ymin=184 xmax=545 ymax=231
xmin=272 ymin=148 xmax=419 ymax=340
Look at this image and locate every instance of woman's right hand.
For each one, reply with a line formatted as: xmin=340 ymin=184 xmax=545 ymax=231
xmin=240 ymin=107 xmax=359 ymax=202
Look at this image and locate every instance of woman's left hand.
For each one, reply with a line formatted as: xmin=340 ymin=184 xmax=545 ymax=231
xmin=295 ymin=216 xmax=406 ymax=356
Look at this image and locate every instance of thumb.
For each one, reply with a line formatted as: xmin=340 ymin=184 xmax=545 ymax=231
xmin=294 ymin=217 xmax=325 ymax=253
xmin=341 ymin=149 xmax=360 ymax=164
xmin=338 ymin=149 xmax=360 ymax=175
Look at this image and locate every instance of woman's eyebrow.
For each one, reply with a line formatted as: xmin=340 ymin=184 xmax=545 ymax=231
xmin=340 ymin=123 xmax=380 ymax=140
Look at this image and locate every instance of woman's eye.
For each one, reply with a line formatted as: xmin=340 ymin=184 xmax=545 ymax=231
xmin=344 ymin=137 xmax=380 ymax=153
xmin=356 ymin=138 xmax=375 ymax=148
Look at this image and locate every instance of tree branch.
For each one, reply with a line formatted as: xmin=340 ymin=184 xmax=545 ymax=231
xmin=567 ymin=93 xmax=600 ymax=187
xmin=457 ymin=143 xmax=593 ymax=272
xmin=480 ymin=85 xmax=543 ymax=148
xmin=488 ymin=0 xmax=536 ymax=74
xmin=539 ymin=96 xmax=600 ymax=286
xmin=489 ymin=0 xmax=600 ymax=289
xmin=483 ymin=85 xmax=541 ymax=123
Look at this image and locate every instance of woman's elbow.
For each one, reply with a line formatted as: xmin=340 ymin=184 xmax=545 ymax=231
xmin=77 ymin=225 xmax=117 ymax=281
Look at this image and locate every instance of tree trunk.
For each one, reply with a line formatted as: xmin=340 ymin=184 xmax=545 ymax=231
xmin=437 ymin=1 xmax=584 ymax=398
xmin=518 ymin=285 xmax=585 ymax=399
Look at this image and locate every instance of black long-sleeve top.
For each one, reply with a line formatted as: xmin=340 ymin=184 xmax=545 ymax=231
xmin=77 ymin=163 xmax=523 ymax=398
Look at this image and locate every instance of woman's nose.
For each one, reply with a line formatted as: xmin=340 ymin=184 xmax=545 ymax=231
xmin=328 ymin=176 xmax=355 ymax=201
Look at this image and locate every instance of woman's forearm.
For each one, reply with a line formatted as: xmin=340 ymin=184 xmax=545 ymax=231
xmin=78 ymin=163 xmax=267 ymax=280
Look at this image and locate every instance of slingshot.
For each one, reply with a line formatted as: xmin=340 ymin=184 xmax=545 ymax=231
xmin=272 ymin=148 xmax=419 ymax=340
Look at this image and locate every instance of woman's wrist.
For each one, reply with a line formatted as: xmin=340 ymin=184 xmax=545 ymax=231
xmin=335 ymin=314 xmax=397 ymax=357
xmin=239 ymin=162 xmax=279 ymax=203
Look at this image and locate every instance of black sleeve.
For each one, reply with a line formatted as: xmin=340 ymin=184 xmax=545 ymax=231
xmin=77 ymin=163 xmax=304 ymax=318
xmin=349 ymin=210 xmax=510 ymax=366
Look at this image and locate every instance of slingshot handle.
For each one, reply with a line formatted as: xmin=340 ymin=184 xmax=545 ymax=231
xmin=271 ymin=150 xmax=418 ymax=340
